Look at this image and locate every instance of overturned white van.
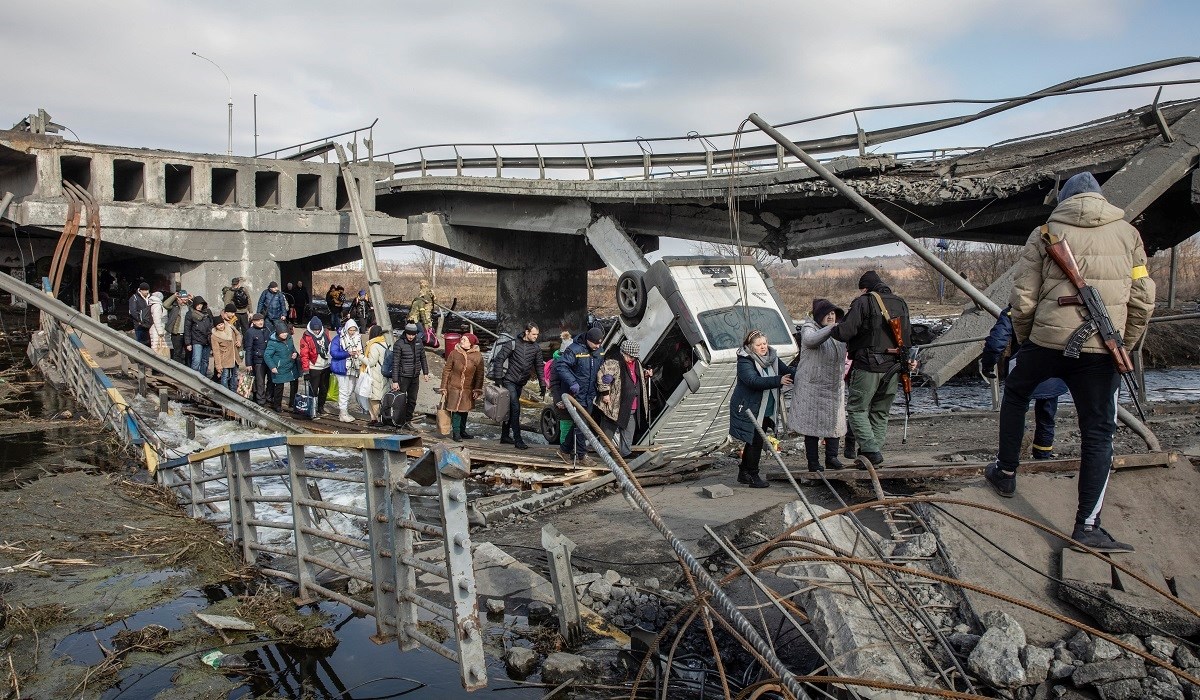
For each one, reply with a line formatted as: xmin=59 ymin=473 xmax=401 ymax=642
xmin=604 ymin=257 xmax=798 ymax=457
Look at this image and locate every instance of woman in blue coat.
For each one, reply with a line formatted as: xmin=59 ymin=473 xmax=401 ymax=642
xmin=729 ymin=329 xmax=793 ymax=488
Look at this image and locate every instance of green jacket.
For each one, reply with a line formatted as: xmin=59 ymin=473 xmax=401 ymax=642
xmin=264 ymin=335 xmax=300 ymax=384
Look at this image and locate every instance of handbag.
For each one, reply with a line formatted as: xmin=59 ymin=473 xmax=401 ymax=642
xmin=292 ymin=393 xmax=318 ymax=419
xmin=235 ymin=368 xmax=254 ymax=398
xmin=482 ymin=384 xmax=510 ymax=422
xmin=436 ymin=395 xmax=452 ymax=436
xmin=326 ymin=378 xmax=339 ymax=402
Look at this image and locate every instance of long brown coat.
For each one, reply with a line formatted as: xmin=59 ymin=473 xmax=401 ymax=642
xmin=440 ymin=344 xmax=484 ymax=412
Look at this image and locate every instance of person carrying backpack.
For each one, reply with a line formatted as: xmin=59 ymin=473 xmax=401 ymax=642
xmin=496 ymin=323 xmax=548 ymax=450
xmin=223 ymin=278 xmax=252 ymax=333
xmin=389 ymin=323 xmax=429 ymax=427
xmin=555 ymin=327 xmax=602 ymax=463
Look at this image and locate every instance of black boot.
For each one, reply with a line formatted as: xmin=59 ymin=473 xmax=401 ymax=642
xmin=804 ymin=436 xmax=823 ymax=472
xmin=747 ymin=472 xmax=769 ymax=488
xmin=843 ymin=428 xmax=856 ymax=460
xmin=825 ymin=438 xmax=845 ymax=470
xmin=451 ymin=429 xmax=462 ymax=442
xmin=737 ymin=470 xmax=752 ymax=484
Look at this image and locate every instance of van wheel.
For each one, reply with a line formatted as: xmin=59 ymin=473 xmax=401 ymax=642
xmin=540 ymin=407 xmax=560 ymax=444
xmin=616 ymin=270 xmax=646 ymax=320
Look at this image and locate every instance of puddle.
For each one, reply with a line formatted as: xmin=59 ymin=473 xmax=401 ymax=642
xmin=54 ymin=587 xmax=210 ymax=666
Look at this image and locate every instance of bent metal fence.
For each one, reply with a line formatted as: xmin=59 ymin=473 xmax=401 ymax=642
xmin=157 ymin=437 xmax=488 ymax=691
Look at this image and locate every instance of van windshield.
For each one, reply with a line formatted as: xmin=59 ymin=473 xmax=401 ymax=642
xmin=697 ymin=306 xmax=791 ymax=350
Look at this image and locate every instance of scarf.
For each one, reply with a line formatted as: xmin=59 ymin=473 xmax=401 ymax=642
xmin=309 ymin=327 xmax=330 ymax=359
xmin=211 ymin=323 xmax=234 ymax=343
xmin=739 ymin=345 xmax=782 ymax=429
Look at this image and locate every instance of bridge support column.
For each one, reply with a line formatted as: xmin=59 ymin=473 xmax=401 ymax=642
xmin=496 ymin=264 xmax=587 ymax=336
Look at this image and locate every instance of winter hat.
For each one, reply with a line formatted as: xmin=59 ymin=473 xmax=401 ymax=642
xmin=177 ymin=289 xmax=189 ymax=298
xmin=251 ymin=313 xmax=265 ymax=322
xmin=358 ymin=289 xmax=367 ymax=297
xmin=620 ymin=339 xmax=640 ymax=357
xmin=857 ymin=270 xmax=882 ymax=290
xmin=463 ymin=333 xmax=478 ymax=346
xmin=231 ymin=277 xmax=240 ymax=285
xmin=585 ymin=327 xmax=604 ymax=344
xmin=812 ymin=298 xmax=839 ymax=321
xmin=308 ymin=317 xmax=323 ymax=332
xmin=138 ymin=282 xmax=150 ymax=290
xmin=404 ymin=322 xmax=419 ymax=334
xmin=1057 ymin=171 xmax=1102 ymax=203
xmin=224 ymin=303 xmax=237 ymax=313
xmin=191 ymin=296 xmax=207 ymax=309
xmin=368 ymin=325 xmax=384 ymax=340
xmin=268 ymin=281 xmax=279 ymax=290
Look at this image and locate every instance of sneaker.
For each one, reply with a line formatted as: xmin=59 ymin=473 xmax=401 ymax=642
xmin=747 ymin=474 xmax=770 ymax=488
xmin=859 ymin=451 xmax=884 ymax=467
xmin=1069 ymin=525 xmax=1135 ymax=553
xmin=338 ymin=413 xmax=354 ymax=424
xmin=580 ymin=454 xmax=598 ymax=468
xmin=556 ymin=450 xmax=575 ymax=466
xmin=984 ymin=462 xmax=1016 ymax=498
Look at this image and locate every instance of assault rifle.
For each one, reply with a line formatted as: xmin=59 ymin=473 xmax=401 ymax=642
xmin=1041 ymin=227 xmax=1147 ymax=421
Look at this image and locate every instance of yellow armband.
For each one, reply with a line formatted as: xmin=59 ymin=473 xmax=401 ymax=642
xmin=1131 ymin=265 xmax=1148 ymax=280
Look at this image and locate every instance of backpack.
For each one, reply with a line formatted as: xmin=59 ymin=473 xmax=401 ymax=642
xmin=232 ymin=287 xmax=249 ymax=309
xmin=484 ymin=332 xmax=516 ymax=382
xmin=381 ymin=346 xmax=395 ymax=377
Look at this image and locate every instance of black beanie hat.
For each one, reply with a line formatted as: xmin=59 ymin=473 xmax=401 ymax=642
xmin=857 ymin=270 xmax=882 ymax=290
xmin=812 ymin=298 xmax=837 ymax=321
xmin=224 ymin=303 xmax=237 ymax=313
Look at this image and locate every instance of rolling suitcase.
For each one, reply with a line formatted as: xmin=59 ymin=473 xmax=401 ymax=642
xmin=292 ymin=393 xmax=318 ymax=419
xmin=381 ymin=389 xmax=407 ymax=427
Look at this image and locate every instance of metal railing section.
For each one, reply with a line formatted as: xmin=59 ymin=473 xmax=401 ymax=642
xmin=37 ymin=283 xmax=161 ymax=471
xmin=362 ymin=58 xmax=1200 ymax=181
xmin=157 ymin=435 xmax=487 ymax=691
xmin=256 ymin=119 xmax=378 ymax=162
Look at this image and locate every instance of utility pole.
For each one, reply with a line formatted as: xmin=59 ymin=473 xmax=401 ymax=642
xmin=191 ymin=52 xmax=233 ymax=156
xmin=333 ymin=144 xmax=391 ymax=336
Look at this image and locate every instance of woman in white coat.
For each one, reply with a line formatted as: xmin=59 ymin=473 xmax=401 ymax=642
xmin=148 ymin=291 xmax=170 ymax=357
xmin=790 ymin=298 xmax=848 ymax=472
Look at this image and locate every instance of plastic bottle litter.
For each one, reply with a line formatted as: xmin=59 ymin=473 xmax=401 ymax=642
xmin=200 ymin=650 xmax=250 ymax=670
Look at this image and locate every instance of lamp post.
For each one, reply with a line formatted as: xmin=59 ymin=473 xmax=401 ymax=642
xmin=191 ymin=51 xmax=232 ymax=156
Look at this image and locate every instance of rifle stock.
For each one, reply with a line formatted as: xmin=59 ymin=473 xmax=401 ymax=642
xmin=888 ymin=317 xmax=912 ymax=395
xmin=1044 ymin=238 xmax=1088 ymax=290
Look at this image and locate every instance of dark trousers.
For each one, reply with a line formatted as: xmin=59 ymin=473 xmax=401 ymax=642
xmin=739 ymin=417 xmax=775 ymax=475
xmin=134 ymin=326 xmax=151 ymax=347
xmin=269 ymin=382 xmax=286 ymax=412
xmin=252 ymin=363 xmax=269 ymax=405
xmin=396 ymin=375 xmax=420 ymax=424
xmin=308 ymin=368 xmax=331 ymax=412
xmin=170 ymin=334 xmax=186 ymax=364
xmin=502 ymin=380 xmax=528 ymax=446
xmin=998 ymin=342 xmax=1119 ymax=527
xmin=1033 ymin=398 xmax=1059 ymax=454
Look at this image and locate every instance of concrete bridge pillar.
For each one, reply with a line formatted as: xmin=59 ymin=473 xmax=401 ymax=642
xmin=496 ymin=259 xmax=589 ymax=337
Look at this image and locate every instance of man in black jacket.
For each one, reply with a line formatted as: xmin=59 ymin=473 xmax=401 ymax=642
xmin=244 ymin=314 xmax=272 ymax=405
xmin=830 ymin=270 xmax=912 ymax=467
xmin=494 ymin=323 xmax=547 ymax=449
xmin=128 ymin=282 xmax=152 ymax=346
xmin=390 ymin=322 xmax=429 ymax=426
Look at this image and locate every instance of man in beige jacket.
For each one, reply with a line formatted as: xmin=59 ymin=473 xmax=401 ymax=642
xmin=985 ymin=172 xmax=1155 ymax=553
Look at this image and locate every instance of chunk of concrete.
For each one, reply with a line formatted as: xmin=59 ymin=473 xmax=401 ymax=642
xmin=702 ymin=484 xmax=734 ymax=499
xmin=503 ymin=646 xmax=538 ymax=679
xmin=486 ymin=599 xmax=506 ymax=615
xmin=1021 ymin=645 xmax=1053 ymax=686
xmin=1072 ymin=658 xmax=1148 ymax=687
xmin=1095 ymin=678 xmax=1146 ymax=700
xmin=1087 ymin=637 xmax=1124 ymax=662
xmin=1058 ymin=581 xmax=1200 ymax=637
xmin=968 ymin=611 xmax=1027 ymax=688
xmin=541 ymin=652 xmax=599 ymax=685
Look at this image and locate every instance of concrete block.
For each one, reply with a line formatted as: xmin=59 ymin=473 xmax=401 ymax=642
xmin=1061 ymin=547 xmax=1113 ymax=586
xmin=702 ymin=484 xmax=734 ymax=499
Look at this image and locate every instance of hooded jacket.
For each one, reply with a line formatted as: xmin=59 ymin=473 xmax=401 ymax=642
xmin=183 ymin=298 xmax=214 ymax=347
xmin=554 ymin=334 xmax=596 ymax=400
xmin=329 ymin=320 xmax=362 ymax=376
xmin=1010 ymin=192 xmax=1155 ymax=353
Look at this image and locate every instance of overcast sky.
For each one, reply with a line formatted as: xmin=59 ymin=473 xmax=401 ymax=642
xmin=7 ymin=1 xmax=1199 ymax=259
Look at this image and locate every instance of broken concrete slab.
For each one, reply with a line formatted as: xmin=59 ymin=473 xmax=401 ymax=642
xmin=540 ymin=652 xmax=600 ymax=685
xmin=1072 ymin=658 xmax=1148 ymax=687
xmin=968 ymin=611 xmax=1027 ymax=689
xmin=1057 ymin=581 xmax=1200 ymax=638
xmin=503 ymin=646 xmax=538 ymax=679
xmin=701 ymin=484 xmax=734 ymax=499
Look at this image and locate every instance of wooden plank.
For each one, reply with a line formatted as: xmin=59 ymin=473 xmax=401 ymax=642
xmin=777 ymin=452 xmax=1180 ymax=482
xmin=1060 ymin=548 xmax=1113 ymax=586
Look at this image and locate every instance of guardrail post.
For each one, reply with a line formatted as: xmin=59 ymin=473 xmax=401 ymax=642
xmin=541 ymin=523 xmax=583 ymax=647
xmin=363 ymin=447 xmax=399 ymax=641
xmin=159 ymin=388 xmax=169 ymax=415
xmin=223 ymin=452 xmax=245 ymax=560
xmin=188 ymin=458 xmax=206 ymax=519
xmin=434 ymin=445 xmax=486 ymax=690
xmin=390 ymin=452 xmax=418 ymax=651
xmin=288 ymin=444 xmax=319 ymax=600
xmin=230 ymin=449 xmax=258 ymax=564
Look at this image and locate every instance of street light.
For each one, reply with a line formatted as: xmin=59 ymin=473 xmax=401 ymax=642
xmin=191 ymin=51 xmax=232 ymax=156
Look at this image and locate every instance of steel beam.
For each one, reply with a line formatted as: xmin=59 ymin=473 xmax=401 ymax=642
xmin=334 ymin=144 xmax=392 ymax=336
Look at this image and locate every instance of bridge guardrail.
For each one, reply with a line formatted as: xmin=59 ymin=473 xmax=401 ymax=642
xmin=157 ymin=436 xmax=488 ymax=691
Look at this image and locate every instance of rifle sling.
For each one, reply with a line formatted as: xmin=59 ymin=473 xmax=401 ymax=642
xmin=869 ymin=292 xmax=902 ymax=351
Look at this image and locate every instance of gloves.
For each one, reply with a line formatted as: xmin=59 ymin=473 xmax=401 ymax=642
xmin=601 ymin=374 xmax=614 ymax=384
xmin=569 ymin=383 xmax=580 ymax=395
xmin=981 ymin=362 xmax=996 ymax=379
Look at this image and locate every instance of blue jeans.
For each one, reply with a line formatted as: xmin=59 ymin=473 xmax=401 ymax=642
xmin=190 ymin=345 xmax=211 ymax=375
xmin=219 ymin=367 xmax=238 ymax=392
xmin=1032 ymin=397 xmax=1059 ymax=455
xmin=998 ymin=342 xmax=1119 ymax=527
